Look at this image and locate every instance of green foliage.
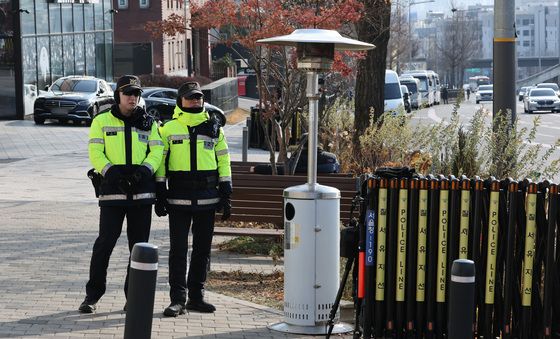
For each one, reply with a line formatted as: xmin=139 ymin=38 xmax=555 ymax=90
xmin=213 ymin=53 xmax=236 ymax=67
xmin=317 ymin=99 xmax=560 ymax=181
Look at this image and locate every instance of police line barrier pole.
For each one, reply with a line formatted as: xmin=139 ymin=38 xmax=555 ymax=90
xmin=436 ymin=177 xmax=449 ymax=338
xmin=425 ymin=177 xmax=439 ymax=338
xmin=385 ymin=178 xmax=399 ymax=337
xmin=405 ymin=178 xmax=419 ymax=337
xmin=448 ymin=259 xmax=475 ymax=339
xmin=363 ymin=177 xmax=376 ymax=338
xmin=415 ymin=178 xmax=429 ymax=339
xmin=124 ymin=243 xmax=158 ymax=339
xmin=374 ymin=178 xmax=388 ymax=338
xmin=395 ymin=178 xmax=408 ymax=338
xmin=543 ymin=184 xmax=558 ymax=338
xmin=471 ymin=178 xmax=483 ymax=336
xmin=503 ymin=181 xmax=518 ymax=338
xmin=484 ymin=179 xmax=500 ymax=339
xmin=521 ymin=182 xmax=537 ymax=339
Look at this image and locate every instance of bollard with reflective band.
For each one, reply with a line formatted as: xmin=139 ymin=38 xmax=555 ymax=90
xmin=484 ymin=180 xmax=500 ymax=339
xmin=521 ymin=182 xmax=537 ymax=339
xmin=124 ymin=243 xmax=158 ymax=339
xmin=448 ymin=259 xmax=475 ymax=339
xmin=385 ymin=178 xmax=399 ymax=336
xmin=405 ymin=178 xmax=419 ymax=337
xmin=395 ymin=178 xmax=408 ymax=337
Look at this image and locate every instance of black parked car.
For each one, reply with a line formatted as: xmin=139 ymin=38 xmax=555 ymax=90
xmin=141 ymin=87 xmax=226 ymax=125
xmin=34 ymin=76 xmax=115 ymax=125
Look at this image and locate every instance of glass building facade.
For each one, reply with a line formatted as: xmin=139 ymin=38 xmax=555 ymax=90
xmin=0 ymin=0 xmax=113 ymax=119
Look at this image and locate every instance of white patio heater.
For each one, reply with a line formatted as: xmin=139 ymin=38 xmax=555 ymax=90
xmin=257 ymin=29 xmax=374 ymax=335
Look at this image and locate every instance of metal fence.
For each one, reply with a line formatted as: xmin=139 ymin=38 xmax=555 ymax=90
xmin=352 ymin=174 xmax=560 ymax=338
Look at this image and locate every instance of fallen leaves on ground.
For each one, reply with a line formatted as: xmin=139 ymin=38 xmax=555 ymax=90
xmin=207 ymin=270 xmax=284 ymax=310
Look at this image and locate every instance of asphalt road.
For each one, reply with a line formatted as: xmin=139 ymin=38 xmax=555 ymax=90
xmin=406 ymin=95 xmax=560 ymax=181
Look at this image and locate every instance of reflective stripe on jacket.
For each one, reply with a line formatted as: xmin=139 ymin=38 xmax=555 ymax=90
xmin=155 ymin=107 xmax=231 ymax=210
xmin=88 ymin=110 xmax=164 ymax=206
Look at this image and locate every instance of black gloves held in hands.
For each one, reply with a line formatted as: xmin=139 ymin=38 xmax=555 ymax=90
xmin=106 ymin=165 xmax=153 ymax=195
xmin=132 ymin=166 xmax=152 ymax=185
xmin=155 ymin=182 xmax=168 ymax=217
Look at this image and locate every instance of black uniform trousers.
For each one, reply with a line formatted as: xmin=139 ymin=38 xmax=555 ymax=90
xmin=168 ymin=208 xmax=215 ymax=304
xmin=85 ymin=205 xmax=152 ymax=302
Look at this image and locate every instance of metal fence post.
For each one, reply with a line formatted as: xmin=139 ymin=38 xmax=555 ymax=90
xmin=124 ymin=243 xmax=158 ymax=339
xmin=242 ymin=126 xmax=248 ymax=162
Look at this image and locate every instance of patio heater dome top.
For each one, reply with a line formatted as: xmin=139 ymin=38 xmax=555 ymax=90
xmin=256 ymin=28 xmax=375 ymax=51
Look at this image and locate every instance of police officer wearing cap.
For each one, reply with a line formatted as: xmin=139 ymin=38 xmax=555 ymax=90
xmin=78 ymin=75 xmax=164 ymax=313
xmin=155 ymin=82 xmax=232 ymax=316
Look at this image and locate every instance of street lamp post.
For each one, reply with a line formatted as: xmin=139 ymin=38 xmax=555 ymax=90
xmin=257 ymin=29 xmax=374 ymax=335
xmin=407 ymin=0 xmax=435 ymax=69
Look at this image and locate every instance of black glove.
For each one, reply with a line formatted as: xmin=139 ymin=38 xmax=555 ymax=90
xmin=104 ymin=165 xmax=122 ymax=184
xmin=217 ymin=181 xmax=232 ymax=221
xmin=132 ymin=165 xmax=152 ymax=184
xmin=117 ymin=177 xmax=136 ymax=194
xmin=154 ymin=182 xmax=168 ymax=217
xmin=192 ymin=118 xmax=220 ymax=138
xmin=131 ymin=107 xmax=154 ymax=131
xmin=217 ymin=196 xmax=231 ymax=221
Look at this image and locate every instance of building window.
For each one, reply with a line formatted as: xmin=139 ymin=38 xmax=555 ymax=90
xmin=523 ymin=41 xmax=530 ymax=47
xmin=118 ymin=0 xmax=128 ymax=9
xmin=139 ymin=0 xmax=149 ymax=8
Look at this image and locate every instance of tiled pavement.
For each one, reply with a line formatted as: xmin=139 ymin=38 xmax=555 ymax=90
xmin=0 ymin=118 xmax=351 ymax=338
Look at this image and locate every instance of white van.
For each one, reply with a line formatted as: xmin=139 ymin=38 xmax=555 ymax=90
xmin=399 ymin=76 xmax=423 ymax=109
xmin=384 ymin=70 xmax=405 ymax=114
xmin=402 ymin=70 xmax=435 ymax=106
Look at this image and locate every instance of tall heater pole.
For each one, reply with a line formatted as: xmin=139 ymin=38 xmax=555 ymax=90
xmin=493 ymin=0 xmax=517 ymax=124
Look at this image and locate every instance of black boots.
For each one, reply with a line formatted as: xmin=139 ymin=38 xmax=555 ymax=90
xmin=78 ymin=297 xmax=97 ymax=313
xmin=163 ymin=303 xmax=186 ymax=317
xmin=163 ymin=299 xmax=216 ymax=316
xmin=186 ymin=299 xmax=216 ymax=313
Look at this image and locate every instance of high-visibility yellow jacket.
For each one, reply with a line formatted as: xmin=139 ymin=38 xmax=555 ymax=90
xmin=156 ymin=107 xmax=231 ymax=210
xmin=89 ymin=109 xmax=164 ymax=206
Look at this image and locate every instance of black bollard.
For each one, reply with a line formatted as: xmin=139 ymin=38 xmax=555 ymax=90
xmin=124 ymin=243 xmax=158 ymax=339
xmin=448 ymin=259 xmax=475 ymax=339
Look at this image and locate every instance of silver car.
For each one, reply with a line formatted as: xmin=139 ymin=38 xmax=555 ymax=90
xmin=524 ymin=88 xmax=560 ymax=114
xmin=475 ymin=84 xmax=493 ymax=103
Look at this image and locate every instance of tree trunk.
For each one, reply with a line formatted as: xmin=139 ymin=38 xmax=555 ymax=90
xmin=354 ymin=0 xmax=392 ymax=141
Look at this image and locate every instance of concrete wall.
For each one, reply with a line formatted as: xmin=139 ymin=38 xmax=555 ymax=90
xmin=201 ymin=77 xmax=238 ymax=113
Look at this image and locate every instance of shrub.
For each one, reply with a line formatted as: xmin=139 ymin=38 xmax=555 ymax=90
xmin=317 ymin=100 xmax=560 ymax=181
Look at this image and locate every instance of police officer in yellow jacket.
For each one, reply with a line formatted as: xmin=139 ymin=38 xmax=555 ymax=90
xmin=78 ymin=75 xmax=164 ymax=313
xmin=155 ymin=82 xmax=231 ymax=316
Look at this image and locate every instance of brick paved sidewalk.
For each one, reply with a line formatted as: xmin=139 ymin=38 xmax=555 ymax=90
xmin=0 ymin=120 xmax=352 ymax=338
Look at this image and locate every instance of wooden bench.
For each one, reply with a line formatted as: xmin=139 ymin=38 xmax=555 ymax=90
xmin=216 ymin=161 xmax=361 ymax=233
